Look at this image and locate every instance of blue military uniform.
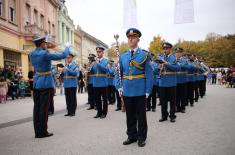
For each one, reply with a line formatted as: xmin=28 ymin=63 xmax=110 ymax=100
xmin=147 ymin=60 xmax=159 ymax=111
xmin=186 ymin=56 xmax=198 ymax=106
xmin=48 ymin=66 xmax=56 ymax=115
xmin=92 ymin=46 xmax=109 ymax=118
xmin=87 ymin=54 xmax=96 ymax=110
xmin=175 ymin=47 xmax=188 ymax=113
xmin=113 ymin=67 xmax=122 ymax=111
xmin=30 ymin=35 xmax=70 ymax=138
xmin=61 ymin=60 xmax=79 ymax=116
xmin=158 ymin=42 xmax=180 ymax=122
xmin=116 ymin=28 xmax=153 ymax=146
xmin=107 ymin=63 xmax=116 ymax=105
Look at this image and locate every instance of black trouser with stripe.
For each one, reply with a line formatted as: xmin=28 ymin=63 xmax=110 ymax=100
xmin=187 ymin=82 xmax=195 ymax=105
xmin=65 ymin=87 xmax=77 ymax=115
xmin=198 ymin=80 xmax=204 ymax=98
xmin=176 ymin=83 xmax=187 ymax=111
xmin=94 ymin=87 xmax=108 ymax=116
xmin=87 ymin=84 xmax=95 ymax=108
xmin=147 ymin=85 xmax=157 ymax=110
xmin=123 ymin=95 xmax=147 ymax=141
xmin=159 ymin=87 xmax=176 ymax=119
xmin=33 ymin=88 xmax=54 ymax=136
xmin=108 ymin=85 xmax=116 ymax=104
xmin=194 ymin=81 xmax=199 ymax=101
xmin=115 ymin=89 xmax=122 ymax=109
xmin=48 ymin=89 xmax=54 ymax=114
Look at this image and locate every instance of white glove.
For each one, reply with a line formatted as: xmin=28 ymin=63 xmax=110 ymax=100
xmin=65 ymin=42 xmax=71 ymax=48
xmin=118 ymin=88 xmax=123 ymax=97
xmin=146 ymin=93 xmax=150 ymax=98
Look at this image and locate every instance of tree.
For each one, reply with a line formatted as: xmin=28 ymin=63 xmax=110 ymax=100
xmin=173 ymin=33 xmax=235 ymax=67
xmin=148 ymin=35 xmax=164 ymax=56
xmin=108 ymin=42 xmax=129 ymax=58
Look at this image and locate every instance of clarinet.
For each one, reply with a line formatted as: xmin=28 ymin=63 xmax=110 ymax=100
xmin=114 ymin=34 xmax=125 ymax=112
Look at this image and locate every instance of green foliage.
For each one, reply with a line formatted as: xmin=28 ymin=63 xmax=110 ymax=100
xmin=148 ymin=33 xmax=235 ymax=67
xmin=108 ymin=42 xmax=129 ymax=58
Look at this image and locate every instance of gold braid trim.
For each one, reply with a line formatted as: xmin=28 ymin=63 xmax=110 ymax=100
xmin=129 ymin=52 xmax=149 ymax=70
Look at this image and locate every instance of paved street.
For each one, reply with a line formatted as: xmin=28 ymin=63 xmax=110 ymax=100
xmin=0 ymin=85 xmax=235 ymax=155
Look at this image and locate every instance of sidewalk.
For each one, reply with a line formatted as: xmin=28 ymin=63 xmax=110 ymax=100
xmin=0 ymin=92 xmax=88 ymax=125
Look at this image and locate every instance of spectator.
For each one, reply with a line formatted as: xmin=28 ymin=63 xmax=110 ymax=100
xmin=0 ymin=77 xmax=8 ymax=103
xmin=28 ymin=68 xmax=34 ymax=97
xmin=217 ymin=70 xmax=222 ymax=85
xmin=226 ymin=69 xmax=233 ymax=88
xmin=221 ymin=69 xmax=227 ymax=85
xmin=18 ymin=77 xmax=27 ymax=98
xmin=207 ymin=73 xmax=212 ymax=85
xmin=212 ymin=69 xmax=217 ymax=84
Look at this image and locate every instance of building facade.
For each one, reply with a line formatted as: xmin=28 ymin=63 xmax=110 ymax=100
xmin=0 ymin=0 xmax=60 ymax=78
xmin=80 ymin=30 xmax=108 ymax=65
xmin=56 ymin=1 xmax=77 ymax=56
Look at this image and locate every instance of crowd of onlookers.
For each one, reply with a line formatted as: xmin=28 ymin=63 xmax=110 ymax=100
xmin=207 ymin=67 xmax=235 ymax=88
xmin=0 ymin=66 xmax=33 ymax=104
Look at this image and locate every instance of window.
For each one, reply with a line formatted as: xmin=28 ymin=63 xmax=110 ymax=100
xmin=33 ymin=9 xmax=38 ymax=25
xmin=25 ymin=4 xmax=30 ymax=25
xmin=48 ymin=21 xmax=51 ymax=34
xmin=3 ymin=50 xmax=22 ymax=68
xmin=66 ymin=28 xmax=69 ymax=42
xmin=40 ymin=14 xmax=44 ymax=28
xmin=0 ymin=0 xmax=3 ymax=17
xmin=52 ymin=24 xmax=55 ymax=35
xmin=9 ymin=0 xmax=16 ymax=22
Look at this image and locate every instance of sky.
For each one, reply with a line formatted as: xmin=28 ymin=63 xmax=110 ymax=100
xmin=65 ymin=0 xmax=235 ymax=49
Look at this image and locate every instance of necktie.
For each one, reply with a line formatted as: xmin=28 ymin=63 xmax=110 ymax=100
xmin=131 ymin=50 xmax=134 ymax=57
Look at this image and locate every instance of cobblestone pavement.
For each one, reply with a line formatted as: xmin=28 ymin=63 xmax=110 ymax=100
xmin=0 ymin=85 xmax=234 ymax=155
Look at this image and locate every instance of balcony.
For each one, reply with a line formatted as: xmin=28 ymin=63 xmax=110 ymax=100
xmin=24 ymin=24 xmax=45 ymax=36
xmin=24 ymin=24 xmax=56 ymax=42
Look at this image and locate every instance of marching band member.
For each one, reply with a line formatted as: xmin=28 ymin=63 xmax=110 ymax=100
xmin=175 ymin=47 xmax=188 ymax=113
xmin=87 ymin=54 xmax=96 ymax=110
xmin=158 ymin=42 xmax=180 ymax=123
xmin=30 ymin=35 xmax=71 ymax=138
xmin=116 ymin=28 xmax=153 ymax=147
xmin=92 ymin=46 xmax=109 ymax=119
xmin=62 ymin=53 xmax=79 ymax=117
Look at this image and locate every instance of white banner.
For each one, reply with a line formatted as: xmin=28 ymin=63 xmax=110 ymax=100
xmin=123 ymin=0 xmax=138 ymax=28
xmin=174 ymin=0 xmax=195 ymax=24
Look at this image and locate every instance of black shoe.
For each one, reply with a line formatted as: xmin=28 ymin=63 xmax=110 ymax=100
xmin=138 ymin=140 xmax=146 ymax=147
xmin=64 ymin=113 xmax=70 ymax=116
xmin=159 ymin=118 xmax=167 ymax=122
xmin=70 ymin=113 xmax=75 ymax=117
xmin=115 ymin=108 xmax=121 ymax=111
xmin=35 ymin=132 xmax=53 ymax=138
xmin=146 ymin=109 xmax=151 ymax=112
xmin=94 ymin=114 xmax=101 ymax=118
xmin=195 ymin=99 xmax=198 ymax=102
xmin=87 ymin=107 xmax=94 ymax=110
xmin=181 ymin=109 xmax=186 ymax=113
xmin=152 ymin=109 xmax=156 ymax=112
xmin=170 ymin=118 xmax=176 ymax=123
xmin=100 ymin=114 xmax=106 ymax=119
xmin=48 ymin=112 xmax=54 ymax=116
xmin=190 ymin=104 xmax=194 ymax=107
xmin=176 ymin=110 xmax=181 ymax=113
xmin=123 ymin=139 xmax=137 ymax=145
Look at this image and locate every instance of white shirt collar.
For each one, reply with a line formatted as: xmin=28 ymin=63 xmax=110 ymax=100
xmin=129 ymin=47 xmax=139 ymax=54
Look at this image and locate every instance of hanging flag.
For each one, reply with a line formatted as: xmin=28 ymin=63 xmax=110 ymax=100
xmin=174 ymin=0 xmax=195 ymax=24
xmin=123 ymin=0 xmax=138 ymax=28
